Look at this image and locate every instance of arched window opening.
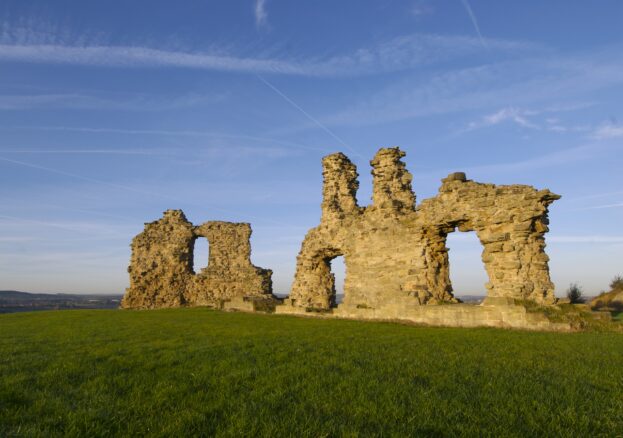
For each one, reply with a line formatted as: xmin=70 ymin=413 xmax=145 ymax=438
xmin=330 ymin=255 xmax=346 ymax=305
xmin=446 ymin=231 xmax=488 ymax=304
xmin=193 ymin=238 xmax=210 ymax=274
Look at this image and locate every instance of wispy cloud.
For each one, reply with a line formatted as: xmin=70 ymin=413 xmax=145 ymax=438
xmin=0 ymin=142 xmax=310 ymax=174
xmin=0 ymin=92 xmax=224 ymax=111
xmin=464 ymin=103 xmax=594 ymax=132
xmin=416 ymin=142 xmax=616 ymax=181
xmin=255 ymin=0 xmax=268 ymax=28
xmin=0 ymin=214 xmax=132 ymax=237
xmin=548 ymin=235 xmax=623 ymax=243
xmin=567 ymin=190 xmax=623 ymax=202
xmin=461 ymin=143 xmax=610 ymax=175
xmin=0 ymin=125 xmax=331 ymax=153
xmin=0 ymin=155 xmax=299 ymax=226
xmin=0 ymin=32 xmax=538 ymax=77
xmin=0 ymin=155 xmax=175 ymax=198
xmin=0 ymin=148 xmax=171 ymax=155
xmin=0 ymin=236 xmax=36 ymax=242
xmin=0 ymin=248 xmax=128 ymax=264
xmin=459 ymin=0 xmax=487 ymax=49
xmin=319 ymin=48 xmax=623 ymax=128
xmin=467 ymin=107 xmax=539 ymax=130
xmin=578 ymin=202 xmax=623 ymax=210
xmin=593 ymin=122 xmax=623 ymax=139
xmin=0 ymin=43 xmax=308 ymax=74
xmin=0 ymin=193 xmax=141 ymax=223
xmin=411 ymin=1 xmax=434 ymax=18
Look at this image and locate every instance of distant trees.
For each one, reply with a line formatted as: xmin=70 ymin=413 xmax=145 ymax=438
xmin=610 ymin=275 xmax=623 ymax=291
xmin=566 ymin=282 xmax=585 ymax=304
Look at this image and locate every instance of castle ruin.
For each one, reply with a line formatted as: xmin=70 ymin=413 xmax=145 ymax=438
xmin=284 ymin=147 xmax=559 ymax=310
xmin=121 ymin=210 xmax=274 ymax=309
xmin=122 ymin=147 xmax=565 ymax=330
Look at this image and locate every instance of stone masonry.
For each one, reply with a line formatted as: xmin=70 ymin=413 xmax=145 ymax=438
xmin=284 ymin=147 xmax=560 ymax=312
xmin=121 ymin=147 xmax=566 ymax=330
xmin=121 ymin=210 xmax=273 ymax=309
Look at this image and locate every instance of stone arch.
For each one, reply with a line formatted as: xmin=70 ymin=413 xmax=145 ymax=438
xmin=418 ymin=176 xmax=559 ymax=304
xmin=444 ymin=222 xmax=491 ymax=298
xmin=289 ymin=242 xmax=346 ymax=310
xmin=314 ymin=248 xmax=346 ymax=309
xmin=449 ymin=218 xmax=550 ymax=303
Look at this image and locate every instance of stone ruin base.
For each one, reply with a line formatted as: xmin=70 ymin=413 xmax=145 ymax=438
xmin=222 ymin=295 xmax=282 ymax=313
xmin=274 ymin=300 xmax=571 ymax=332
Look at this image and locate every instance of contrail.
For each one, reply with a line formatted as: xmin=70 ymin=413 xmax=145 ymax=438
xmin=579 ymin=203 xmax=623 ymax=210
xmin=0 ymin=155 xmax=295 ymax=227
xmin=0 ymin=213 xmax=129 ymax=237
xmin=0 ymin=193 xmax=140 ymax=222
xmin=460 ymin=0 xmax=487 ymax=50
xmin=0 ymin=125 xmax=331 ymax=153
xmin=0 ymin=155 xmax=168 ymax=197
xmin=0 ymin=149 xmax=169 ymax=155
xmin=256 ymin=75 xmax=361 ymax=158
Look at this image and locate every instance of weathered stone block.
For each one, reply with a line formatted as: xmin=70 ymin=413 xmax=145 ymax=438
xmin=482 ymin=232 xmax=510 ymax=243
xmin=513 ymin=222 xmax=533 ymax=232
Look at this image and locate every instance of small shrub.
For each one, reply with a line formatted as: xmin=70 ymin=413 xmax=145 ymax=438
xmin=566 ymin=282 xmax=585 ymax=304
xmin=610 ymin=275 xmax=623 ymax=291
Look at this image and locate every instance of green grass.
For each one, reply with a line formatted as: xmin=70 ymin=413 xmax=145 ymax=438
xmin=1 ymin=309 xmax=622 ymax=436
xmin=517 ymin=300 xmax=622 ymax=331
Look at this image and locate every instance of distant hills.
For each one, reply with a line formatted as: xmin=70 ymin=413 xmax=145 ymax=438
xmin=0 ymin=291 xmax=489 ymax=314
xmin=0 ymin=290 xmax=123 ymax=314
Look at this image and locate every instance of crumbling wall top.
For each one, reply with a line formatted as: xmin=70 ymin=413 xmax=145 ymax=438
xmin=194 ymin=221 xmax=253 ymax=271
xmin=370 ymin=147 xmax=415 ymax=214
xmin=321 ymin=152 xmax=360 ymax=221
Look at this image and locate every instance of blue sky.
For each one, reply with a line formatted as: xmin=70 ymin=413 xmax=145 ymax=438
xmin=0 ymin=0 xmax=622 ymax=296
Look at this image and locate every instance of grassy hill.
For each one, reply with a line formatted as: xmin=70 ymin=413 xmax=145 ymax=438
xmin=1 ymin=309 xmax=622 ymax=436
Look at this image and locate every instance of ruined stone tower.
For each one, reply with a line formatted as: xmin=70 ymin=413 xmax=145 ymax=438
xmin=285 ymin=147 xmax=560 ymax=312
xmin=121 ymin=210 xmax=273 ymax=309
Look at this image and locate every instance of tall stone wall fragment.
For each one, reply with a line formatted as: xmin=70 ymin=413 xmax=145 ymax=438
xmin=188 ymin=221 xmax=273 ymax=305
xmin=121 ymin=210 xmax=273 ymax=309
xmin=321 ymin=152 xmax=361 ymax=221
xmin=122 ymin=210 xmax=194 ymax=309
xmin=287 ymin=147 xmax=560 ymax=312
xmin=370 ymin=147 xmax=415 ymax=213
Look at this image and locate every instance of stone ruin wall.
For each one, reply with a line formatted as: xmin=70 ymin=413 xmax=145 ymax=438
xmin=121 ymin=210 xmax=273 ymax=309
xmin=286 ymin=147 xmax=560 ymax=311
xmin=121 ymin=146 xmax=562 ymax=330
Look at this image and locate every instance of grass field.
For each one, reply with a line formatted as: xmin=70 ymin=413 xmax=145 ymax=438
xmin=1 ymin=308 xmax=622 ymax=436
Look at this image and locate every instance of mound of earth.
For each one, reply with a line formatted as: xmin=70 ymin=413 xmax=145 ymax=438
xmin=590 ymin=289 xmax=623 ymax=311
